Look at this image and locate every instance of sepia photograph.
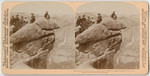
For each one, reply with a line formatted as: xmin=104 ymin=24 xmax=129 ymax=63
xmin=75 ymin=2 xmax=140 ymax=69
xmin=9 ymin=2 xmax=75 ymax=69
xmin=1 ymin=1 xmax=149 ymax=75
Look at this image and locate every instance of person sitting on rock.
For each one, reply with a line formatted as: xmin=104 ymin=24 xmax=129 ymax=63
xmin=44 ymin=11 xmax=49 ymax=18
xmin=97 ymin=13 xmax=102 ymax=24
xmin=30 ymin=13 xmax=36 ymax=23
xmin=13 ymin=15 xmax=20 ymax=32
xmin=20 ymin=16 xmax=25 ymax=24
xmin=24 ymin=16 xmax=28 ymax=24
xmin=45 ymin=14 xmax=50 ymax=20
xmin=10 ymin=15 xmax=15 ymax=26
xmin=76 ymin=16 xmax=82 ymax=27
xmin=81 ymin=15 xmax=86 ymax=22
xmin=87 ymin=16 xmax=91 ymax=24
xmin=14 ymin=15 xmax=20 ymax=22
xmin=91 ymin=16 xmax=95 ymax=24
xmin=111 ymin=11 xmax=117 ymax=20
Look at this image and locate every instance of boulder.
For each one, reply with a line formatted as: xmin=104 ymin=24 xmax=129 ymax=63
xmin=10 ymin=41 xmax=30 ymax=53
xmin=26 ymin=49 xmax=50 ymax=69
xmin=76 ymin=24 xmax=111 ymax=44
xmin=76 ymin=49 xmax=117 ymax=69
xmin=108 ymin=35 xmax=122 ymax=51
xmin=10 ymin=18 xmax=59 ymax=44
xmin=92 ymin=49 xmax=117 ymax=69
xmin=76 ymin=30 xmax=123 ymax=69
xmin=41 ymin=35 xmax=55 ymax=51
xmin=35 ymin=18 xmax=60 ymax=30
xmin=10 ymin=16 xmax=61 ymax=69
xmin=10 ymin=30 xmax=54 ymax=53
xmin=10 ymin=24 xmax=44 ymax=43
xmin=77 ymin=39 xmax=109 ymax=56
xmin=12 ymin=35 xmax=55 ymax=56
xmin=102 ymin=18 xmax=126 ymax=30
xmin=10 ymin=35 xmax=55 ymax=69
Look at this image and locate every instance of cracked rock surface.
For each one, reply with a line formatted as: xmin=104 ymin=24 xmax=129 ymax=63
xmin=75 ymin=17 xmax=139 ymax=69
xmin=10 ymin=18 xmax=59 ymax=69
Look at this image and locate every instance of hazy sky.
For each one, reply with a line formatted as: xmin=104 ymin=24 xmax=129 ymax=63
xmin=11 ymin=2 xmax=74 ymax=16
xmin=76 ymin=2 xmax=139 ymax=16
xmin=11 ymin=2 xmax=139 ymax=16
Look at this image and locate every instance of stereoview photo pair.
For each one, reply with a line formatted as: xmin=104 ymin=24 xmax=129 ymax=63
xmin=1 ymin=1 xmax=149 ymax=74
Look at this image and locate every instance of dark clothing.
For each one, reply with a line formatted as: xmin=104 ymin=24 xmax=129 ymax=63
xmin=111 ymin=13 xmax=115 ymax=18
xmin=111 ymin=13 xmax=117 ymax=19
xmin=15 ymin=17 xmax=20 ymax=22
xmin=87 ymin=19 xmax=90 ymax=22
xmin=20 ymin=19 xmax=27 ymax=26
xmin=10 ymin=18 xmax=15 ymax=26
xmin=76 ymin=18 xmax=82 ymax=26
xmin=97 ymin=15 xmax=102 ymax=23
xmin=79 ymin=21 xmax=87 ymax=33
xmin=20 ymin=19 xmax=23 ymax=22
xmin=79 ymin=21 xmax=92 ymax=33
xmin=30 ymin=15 xmax=35 ymax=23
xmin=44 ymin=12 xmax=49 ymax=18
xmin=87 ymin=19 xmax=92 ymax=25
xmin=97 ymin=19 xmax=102 ymax=24
xmin=82 ymin=18 xmax=86 ymax=22
xmin=46 ymin=14 xmax=50 ymax=20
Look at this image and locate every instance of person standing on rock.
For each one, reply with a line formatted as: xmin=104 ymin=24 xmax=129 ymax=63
xmin=111 ymin=11 xmax=117 ymax=20
xmin=76 ymin=16 xmax=82 ymax=27
xmin=30 ymin=13 xmax=36 ymax=23
xmin=97 ymin=13 xmax=102 ymax=24
xmin=10 ymin=15 xmax=15 ymax=26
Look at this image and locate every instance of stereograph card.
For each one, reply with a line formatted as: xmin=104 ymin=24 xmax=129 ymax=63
xmin=1 ymin=1 xmax=149 ymax=75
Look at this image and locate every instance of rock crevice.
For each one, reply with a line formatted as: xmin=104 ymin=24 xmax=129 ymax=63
xmin=10 ymin=18 xmax=59 ymax=69
xmin=75 ymin=18 xmax=126 ymax=69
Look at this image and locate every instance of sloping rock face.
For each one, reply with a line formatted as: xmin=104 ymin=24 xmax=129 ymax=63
xmin=10 ymin=24 xmax=44 ymax=44
xmin=76 ymin=18 xmax=126 ymax=69
xmin=10 ymin=18 xmax=59 ymax=69
xmin=46 ymin=24 xmax=75 ymax=69
xmin=113 ymin=26 xmax=140 ymax=69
